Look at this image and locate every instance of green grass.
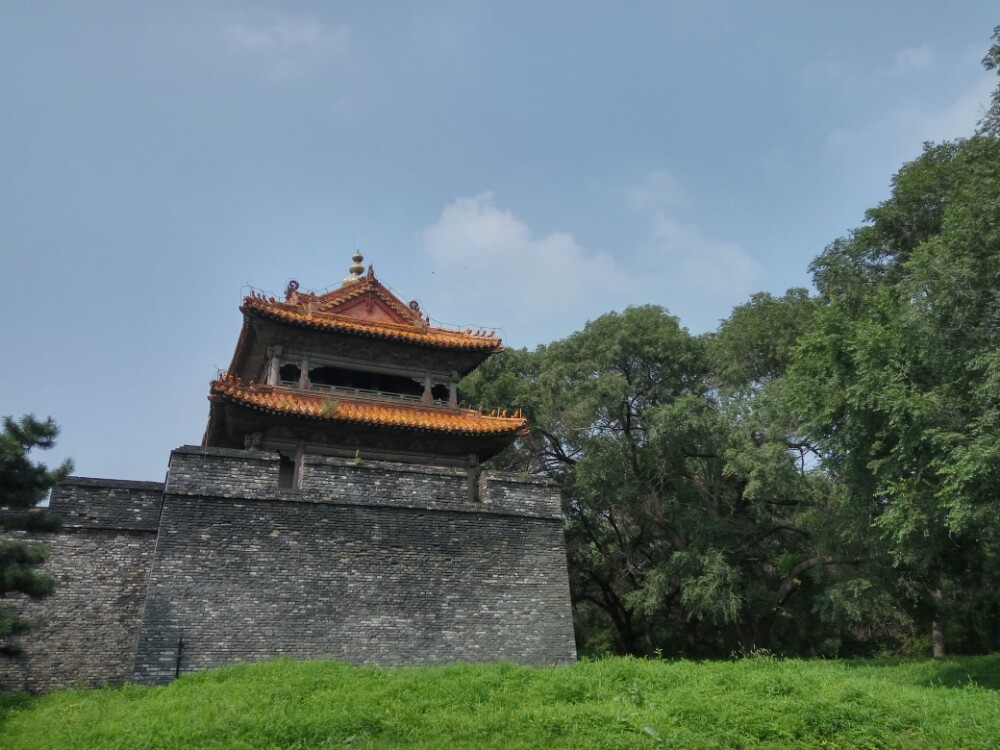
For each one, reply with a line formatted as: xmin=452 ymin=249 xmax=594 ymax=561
xmin=3 ymin=655 xmax=1000 ymax=749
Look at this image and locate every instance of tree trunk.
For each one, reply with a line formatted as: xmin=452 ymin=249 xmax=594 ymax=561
xmin=932 ymin=621 xmax=946 ymax=657
xmin=753 ymin=616 xmax=773 ymax=651
xmin=931 ymin=589 xmax=946 ymax=658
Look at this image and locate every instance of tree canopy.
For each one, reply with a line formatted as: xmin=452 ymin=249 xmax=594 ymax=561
xmin=463 ymin=304 xmax=867 ymax=657
xmin=462 ymin=30 xmax=1000 ymax=657
xmin=788 ymin=135 xmax=1000 ymax=655
xmin=978 ymin=25 xmax=1000 ymax=136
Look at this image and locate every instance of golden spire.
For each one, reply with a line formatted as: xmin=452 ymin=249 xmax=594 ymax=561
xmin=344 ymin=249 xmax=365 ymax=284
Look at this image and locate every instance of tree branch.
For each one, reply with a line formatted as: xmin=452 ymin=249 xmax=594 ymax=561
xmin=736 ymin=525 xmax=810 ymax=556
xmin=776 ymin=556 xmax=864 ymax=605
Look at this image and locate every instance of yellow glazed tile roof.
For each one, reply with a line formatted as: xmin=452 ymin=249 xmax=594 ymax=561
xmin=243 ymin=296 xmax=502 ymax=350
xmin=211 ymin=378 xmax=527 ymax=436
xmin=242 ymin=270 xmax=503 ymax=352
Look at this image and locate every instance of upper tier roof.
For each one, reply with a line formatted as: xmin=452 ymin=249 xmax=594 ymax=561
xmin=241 ymin=266 xmax=503 ymax=352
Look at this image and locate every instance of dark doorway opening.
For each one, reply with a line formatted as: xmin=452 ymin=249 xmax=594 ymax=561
xmin=278 ymin=453 xmax=296 ymax=488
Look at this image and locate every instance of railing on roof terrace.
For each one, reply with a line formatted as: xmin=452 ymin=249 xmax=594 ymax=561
xmin=273 ymin=379 xmax=523 ymax=418
xmin=278 ymin=380 xmax=434 ymax=405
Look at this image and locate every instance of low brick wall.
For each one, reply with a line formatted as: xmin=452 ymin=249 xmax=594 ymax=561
xmin=48 ymin=476 xmax=164 ymax=530
xmin=2 ymin=448 xmax=576 ymax=691
xmin=132 ymin=447 xmax=574 ymax=684
xmin=165 ymin=448 xmax=563 ymax=519
xmin=132 ymin=497 xmax=575 ymax=683
xmin=0 ymin=479 xmax=161 ymax=692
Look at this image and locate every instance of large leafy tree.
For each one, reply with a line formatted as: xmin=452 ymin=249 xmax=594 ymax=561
xmin=788 ymin=135 xmax=1000 ymax=655
xmin=0 ymin=415 xmax=72 ymax=655
xmin=463 ymin=29 xmax=1000 ymax=658
xmin=465 ymin=304 xmax=859 ymax=657
xmin=978 ymin=25 xmax=1000 ymax=136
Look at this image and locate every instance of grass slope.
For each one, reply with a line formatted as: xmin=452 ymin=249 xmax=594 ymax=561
xmin=3 ymin=655 xmax=1000 ymax=749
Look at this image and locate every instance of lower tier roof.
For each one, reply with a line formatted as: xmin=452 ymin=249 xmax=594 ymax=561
xmin=204 ymin=376 xmax=527 ymax=463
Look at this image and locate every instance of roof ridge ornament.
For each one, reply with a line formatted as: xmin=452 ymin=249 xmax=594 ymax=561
xmin=344 ymin=249 xmax=365 ymax=285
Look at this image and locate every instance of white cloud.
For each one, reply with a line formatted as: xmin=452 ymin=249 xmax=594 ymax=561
xmin=624 ymin=171 xmax=763 ymax=325
xmin=418 ymin=183 xmax=762 ymax=345
xmin=824 ymin=74 xmax=994 ymax=163
xmin=420 ymin=193 xmax=630 ymax=344
xmin=221 ymin=12 xmax=350 ymax=81
xmin=904 ymin=74 xmax=994 ymax=141
xmin=647 ymin=216 xmax=762 ymax=297
xmin=811 ymin=38 xmax=993 ymax=203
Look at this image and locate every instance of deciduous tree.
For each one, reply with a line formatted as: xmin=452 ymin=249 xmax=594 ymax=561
xmin=464 ymin=305 xmax=859 ymax=657
xmin=789 ymin=135 xmax=1000 ymax=656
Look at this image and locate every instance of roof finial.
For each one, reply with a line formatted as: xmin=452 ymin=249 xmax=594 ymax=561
xmin=344 ymin=248 xmax=365 ymax=284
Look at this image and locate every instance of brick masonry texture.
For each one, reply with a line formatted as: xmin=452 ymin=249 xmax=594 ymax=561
xmin=134 ymin=447 xmax=575 ymax=684
xmin=0 ymin=477 xmax=161 ymax=691
xmin=3 ymin=447 xmax=576 ymax=690
xmin=48 ymin=477 xmax=165 ymax=530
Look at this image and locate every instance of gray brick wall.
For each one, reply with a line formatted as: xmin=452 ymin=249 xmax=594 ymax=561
xmin=300 ymin=456 xmax=471 ymax=511
xmin=132 ymin=447 xmax=575 ymax=684
xmin=3 ymin=447 xmax=576 ymax=691
xmin=0 ymin=478 xmax=162 ymax=692
xmin=0 ymin=528 xmax=157 ymax=692
xmin=478 ymin=471 xmax=563 ymax=518
xmin=49 ymin=477 xmax=164 ymax=531
xmin=165 ymin=446 xmax=279 ymax=500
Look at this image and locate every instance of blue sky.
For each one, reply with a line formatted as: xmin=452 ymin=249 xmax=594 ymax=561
xmin=2 ymin=2 xmax=997 ymax=481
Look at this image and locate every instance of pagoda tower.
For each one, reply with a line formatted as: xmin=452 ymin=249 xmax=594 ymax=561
xmin=203 ymin=252 xmax=526 ymax=487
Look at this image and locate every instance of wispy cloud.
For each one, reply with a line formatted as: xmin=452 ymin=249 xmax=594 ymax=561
xmin=221 ymin=12 xmax=350 ymax=81
xmin=420 ymin=193 xmax=630 ymax=344
xmin=824 ymin=74 xmax=993 ymax=162
xmin=903 ymin=74 xmax=994 ymax=140
xmin=798 ymin=43 xmax=937 ymax=90
xmin=799 ymin=40 xmax=990 ymax=195
xmin=645 ymin=215 xmax=762 ymax=298
xmin=624 ymin=171 xmax=763 ymax=327
xmin=418 ymin=179 xmax=762 ymax=345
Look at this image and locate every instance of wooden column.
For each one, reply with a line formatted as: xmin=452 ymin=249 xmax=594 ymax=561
xmin=299 ymin=354 xmax=310 ymax=390
xmin=266 ymin=345 xmax=282 ymax=386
